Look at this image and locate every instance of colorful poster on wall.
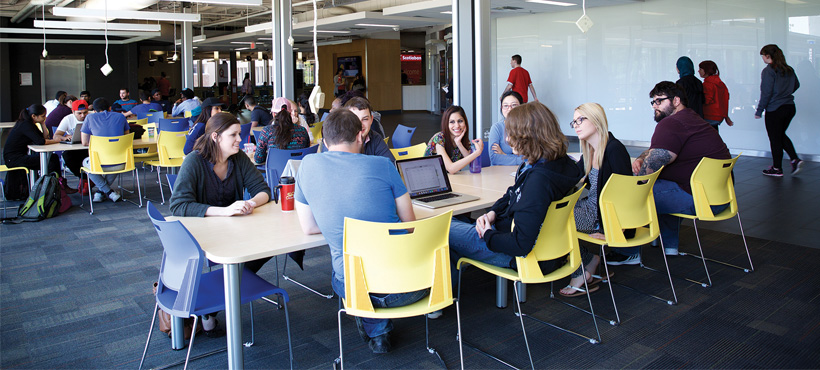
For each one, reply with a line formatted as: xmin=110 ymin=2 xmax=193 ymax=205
xmin=401 ymin=54 xmax=423 ymax=85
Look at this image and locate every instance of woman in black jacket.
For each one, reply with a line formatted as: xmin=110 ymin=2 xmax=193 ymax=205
xmin=560 ymin=102 xmax=632 ymax=297
xmin=448 ymin=102 xmax=583 ymax=275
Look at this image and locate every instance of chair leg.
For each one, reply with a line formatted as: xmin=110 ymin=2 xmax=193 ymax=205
xmin=245 ymin=301 xmax=255 ymax=347
xmin=183 ymin=315 xmax=199 ymax=370
xmin=634 ymin=240 xmax=679 ymax=305
xmin=676 ymin=219 xmax=713 ymax=287
xmin=138 ymin=303 xmax=160 ymax=370
xmin=282 ymin=252 xmax=335 ymax=299
xmin=512 ymin=283 xmax=535 ymax=370
xmin=599 ymin=245 xmax=622 ymax=325
xmin=455 ymin=299 xmax=464 ymax=370
xmin=283 ymin=299 xmax=294 ymax=370
xmin=157 ymin=167 xmax=166 ymax=204
xmin=680 ymin=214 xmax=755 ymax=274
xmin=542 ymin=265 xmax=605 ymax=343
xmin=424 ymin=315 xmax=447 ymax=369
xmin=336 ymin=309 xmax=345 ymax=370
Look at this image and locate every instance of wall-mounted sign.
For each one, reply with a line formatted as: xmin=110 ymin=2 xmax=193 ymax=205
xmin=400 ymin=54 xmax=423 ymax=85
xmin=19 ymin=72 xmax=33 ymax=86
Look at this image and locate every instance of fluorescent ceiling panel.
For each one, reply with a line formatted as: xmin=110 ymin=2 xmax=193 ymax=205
xmin=34 ymin=20 xmax=161 ymax=32
xmin=1 ymin=27 xmax=160 ymax=37
xmin=52 ymin=7 xmax=201 ymax=22
xmin=169 ymin=0 xmax=262 ymax=5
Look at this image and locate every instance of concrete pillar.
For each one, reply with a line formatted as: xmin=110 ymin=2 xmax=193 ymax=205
xmin=181 ymin=14 xmax=194 ymax=90
xmin=453 ymin=0 xmax=491 ymax=140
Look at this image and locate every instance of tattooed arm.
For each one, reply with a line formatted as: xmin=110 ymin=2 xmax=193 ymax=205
xmin=636 ymin=148 xmax=677 ymax=175
xmin=632 ymin=149 xmax=650 ymax=174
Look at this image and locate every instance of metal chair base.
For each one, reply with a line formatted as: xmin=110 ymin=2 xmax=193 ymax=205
xmin=282 ymin=252 xmax=334 ymax=299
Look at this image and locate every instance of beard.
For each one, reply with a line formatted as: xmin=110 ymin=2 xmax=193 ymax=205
xmin=654 ymin=105 xmax=674 ymax=123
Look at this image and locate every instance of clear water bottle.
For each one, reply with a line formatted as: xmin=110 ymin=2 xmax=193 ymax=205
xmin=470 ymin=142 xmax=482 ymax=173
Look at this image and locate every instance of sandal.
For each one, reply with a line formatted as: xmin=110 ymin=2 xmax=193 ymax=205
xmin=559 ymin=284 xmax=599 ymax=298
xmin=590 ymin=271 xmax=615 ymax=286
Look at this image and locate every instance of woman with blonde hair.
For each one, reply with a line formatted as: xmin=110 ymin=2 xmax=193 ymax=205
xmin=558 ymin=102 xmax=632 ymax=296
xmin=448 ymin=102 xmax=583 ymax=278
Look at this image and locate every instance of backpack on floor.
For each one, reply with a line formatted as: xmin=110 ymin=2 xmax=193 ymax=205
xmin=16 ymin=172 xmax=62 ymax=222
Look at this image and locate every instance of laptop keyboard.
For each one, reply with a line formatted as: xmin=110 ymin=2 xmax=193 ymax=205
xmin=418 ymin=193 xmax=460 ymax=202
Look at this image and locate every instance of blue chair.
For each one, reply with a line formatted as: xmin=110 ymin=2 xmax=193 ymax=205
xmin=263 ymin=145 xmax=319 ymax=192
xmin=391 ymin=124 xmax=417 ymax=149
xmin=240 ymin=123 xmax=252 ymax=145
xmin=480 ymin=140 xmax=491 ymax=167
xmin=145 ymin=112 xmax=163 ymax=124
xmin=166 ymin=173 xmax=177 ymax=192
xmin=159 ymin=118 xmax=190 ymax=132
xmin=139 ymin=202 xmax=293 ymax=370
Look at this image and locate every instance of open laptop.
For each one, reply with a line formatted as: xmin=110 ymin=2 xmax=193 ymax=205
xmin=395 ymin=155 xmax=480 ymax=209
xmin=61 ymin=123 xmax=83 ymax=144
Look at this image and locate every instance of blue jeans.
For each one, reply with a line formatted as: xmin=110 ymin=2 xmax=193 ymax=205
xmin=332 ymin=277 xmax=429 ymax=338
xmin=617 ymin=179 xmax=727 ymax=255
xmin=449 ymin=218 xmax=514 ymax=288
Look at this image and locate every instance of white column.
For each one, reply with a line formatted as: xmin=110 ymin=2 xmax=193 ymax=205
xmin=474 ymin=0 xmax=491 ymax=139
xmin=278 ymin=0 xmax=294 ymax=99
xmin=181 ymin=11 xmax=194 ymax=90
xmin=454 ymin=0 xmax=491 ymax=140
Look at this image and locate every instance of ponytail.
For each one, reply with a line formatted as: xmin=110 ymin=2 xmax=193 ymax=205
xmin=272 ymin=104 xmax=294 ymax=149
xmin=18 ymin=104 xmax=46 ymax=123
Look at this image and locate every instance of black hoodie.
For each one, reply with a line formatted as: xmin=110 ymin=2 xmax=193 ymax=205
xmin=483 ymin=155 xmax=584 ymax=257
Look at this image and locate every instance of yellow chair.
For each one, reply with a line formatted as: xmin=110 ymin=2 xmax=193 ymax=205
xmin=577 ymin=169 xmax=677 ymax=325
xmin=183 ymin=110 xmax=193 ymax=118
xmin=389 ymin=143 xmax=426 ymax=160
xmin=134 ymin=123 xmax=159 ymax=163
xmin=309 ymin=121 xmax=323 ymax=145
xmin=0 ymin=165 xmax=30 ymax=218
xmin=80 ymin=133 xmax=142 ymax=214
xmin=133 ymin=118 xmax=148 ymax=126
xmin=143 ymin=131 xmax=187 ymax=204
xmin=457 ymin=188 xmax=598 ymax=370
xmin=337 ymin=210 xmax=463 ymax=370
xmin=670 ymin=155 xmax=753 ymax=287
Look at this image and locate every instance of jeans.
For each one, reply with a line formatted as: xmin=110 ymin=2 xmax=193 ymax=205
xmin=83 ymin=158 xmax=125 ymax=194
xmin=448 ymin=218 xmax=514 ymax=283
xmin=617 ymin=179 xmax=728 ymax=255
xmin=332 ymin=277 xmax=429 ymax=338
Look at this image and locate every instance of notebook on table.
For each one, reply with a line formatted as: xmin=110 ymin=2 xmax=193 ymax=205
xmin=395 ymin=155 xmax=480 ymax=209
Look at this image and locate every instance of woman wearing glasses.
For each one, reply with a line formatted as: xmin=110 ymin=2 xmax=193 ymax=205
xmin=488 ymin=91 xmax=525 ymax=166
xmin=559 ymin=103 xmax=632 ymax=297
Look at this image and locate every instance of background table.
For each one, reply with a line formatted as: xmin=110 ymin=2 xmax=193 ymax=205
xmin=27 ymin=135 xmax=157 ymax=179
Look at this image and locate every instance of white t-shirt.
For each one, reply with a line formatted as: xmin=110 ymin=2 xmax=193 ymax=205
xmin=56 ymin=114 xmax=83 ymax=136
xmin=44 ymin=99 xmax=60 ymax=116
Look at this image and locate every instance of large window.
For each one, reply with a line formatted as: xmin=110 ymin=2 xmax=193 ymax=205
xmin=200 ymin=59 xmax=216 ymax=88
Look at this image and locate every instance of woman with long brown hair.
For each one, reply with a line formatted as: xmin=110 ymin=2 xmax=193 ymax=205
xmin=424 ymin=105 xmax=483 ymax=174
xmin=756 ymin=44 xmax=803 ymax=176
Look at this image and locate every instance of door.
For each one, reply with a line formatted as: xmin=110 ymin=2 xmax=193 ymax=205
xmin=40 ymin=58 xmax=85 ymax=102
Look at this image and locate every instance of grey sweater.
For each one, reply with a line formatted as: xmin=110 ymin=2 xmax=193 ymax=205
xmin=756 ymin=65 xmax=800 ymax=116
xmin=169 ymin=150 xmax=271 ymax=217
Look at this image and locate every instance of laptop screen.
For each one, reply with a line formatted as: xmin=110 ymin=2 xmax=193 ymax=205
xmin=396 ymin=155 xmax=452 ymax=198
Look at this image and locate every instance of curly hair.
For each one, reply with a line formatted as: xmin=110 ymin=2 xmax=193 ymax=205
xmin=505 ymin=102 xmax=567 ymax=164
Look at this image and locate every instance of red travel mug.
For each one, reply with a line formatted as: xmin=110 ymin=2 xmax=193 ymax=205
xmin=275 ymin=176 xmax=295 ymax=212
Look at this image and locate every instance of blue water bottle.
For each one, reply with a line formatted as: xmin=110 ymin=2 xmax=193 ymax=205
xmin=470 ymin=142 xmax=482 ymax=173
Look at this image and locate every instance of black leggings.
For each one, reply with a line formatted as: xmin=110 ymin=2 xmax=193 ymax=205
xmin=764 ymin=104 xmax=798 ymax=168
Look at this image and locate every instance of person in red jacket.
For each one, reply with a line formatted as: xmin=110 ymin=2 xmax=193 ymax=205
xmin=698 ymin=60 xmax=733 ymax=132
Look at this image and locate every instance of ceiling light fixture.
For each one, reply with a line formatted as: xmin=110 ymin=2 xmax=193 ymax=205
xmin=311 ymin=30 xmax=350 ymax=34
xmin=244 ymin=22 xmax=271 ymax=33
xmin=525 ymin=0 xmax=576 ymax=6
xmin=52 ymin=7 xmax=200 ymax=22
xmin=355 ymin=23 xmax=400 ymax=28
xmin=167 ymin=0 xmax=262 ymax=6
xmin=34 ymin=20 xmax=161 ymax=32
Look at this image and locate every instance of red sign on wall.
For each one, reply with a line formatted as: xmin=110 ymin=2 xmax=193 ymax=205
xmin=400 ymin=53 xmax=423 ymax=85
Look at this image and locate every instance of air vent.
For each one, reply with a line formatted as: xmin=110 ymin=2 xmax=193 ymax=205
xmin=491 ymin=6 xmax=524 ymax=12
xmin=348 ymin=27 xmax=365 ymax=30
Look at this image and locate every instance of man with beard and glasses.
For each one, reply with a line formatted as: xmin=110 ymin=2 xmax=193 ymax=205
xmin=604 ymin=81 xmax=730 ymax=266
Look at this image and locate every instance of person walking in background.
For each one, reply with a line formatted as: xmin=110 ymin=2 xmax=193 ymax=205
xmin=157 ymin=72 xmax=171 ymax=100
xmin=756 ymin=44 xmax=803 ymax=177
xmin=488 ymin=91 xmax=524 ymax=166
xmin=334 ymin=68 xmax=346 ymax=97
xmin=241 ymin=73 xmax=253 ymax=96
xmin=699 ymin=60 xmax=733 ymax=132
xmin=503 ymin=54 xmax=537 ymax=103
xmin=675 ymin=56 xmax=704 ymax=118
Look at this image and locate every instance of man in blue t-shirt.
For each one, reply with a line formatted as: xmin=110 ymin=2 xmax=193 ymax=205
xmin=113 ymin=88 xmax=138 ymax=112
xmin=294 ymin=110 xmax=419 ymax=354
xmin=127 ymin=91 xmax=164 ymax=119
xmin=151 ymin=89 xmax=172 ymax=115
xmin=81 ymin=98 xmax=131 ymax=203
xmin=244 ymin=96 xmax=272 ymax=130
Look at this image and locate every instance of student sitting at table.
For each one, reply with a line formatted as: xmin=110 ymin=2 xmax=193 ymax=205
xmin=44 ymin=94 xmax=76 ymax=138
xmin=82 ymin=98 xmax=131 ymax=203
xmin=3 ymin=104 xmax=63 ymax=178
xmin=184 ymin=97 xmax=226 ymax=155
xmin=169 ymin=112 xmax=272 ymax=338
xmin=54 ymin=100 xmax=92 ymax=194
xmin=558 ymin=102 xmax=632 ymax=297
xmin=448 ymin=102 xmax=584 ymax=289
xmin=125 ymin=91 xmax=163 ymax=119
xmin=424 ymin=105 xmax=484 ymax=174
xmin=270 ymin=97 xmax=314 ymax=143
xmin=254 ymin=103 xmax=311 ymax=164
xmin=294 ymin=109 xmax=421 ymax=354
xmin=489 ymin=91 xmax=525 ymax=166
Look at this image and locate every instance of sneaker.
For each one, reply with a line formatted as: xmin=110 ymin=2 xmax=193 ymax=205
xmin=605 ymin=253 xmax=641 ymax=266
xmin=791 ymin=159 xmax=804 ymax=176
xmin=368 ymin=333 xmax=391 ymax=354
xmin=92 ymin=191 xmax=106 ymax=203
xmin=762 ymin=166 xmax=783 ymax=177
xmin=107 ymin=191 xmax=121 ymax=202
xmin=664 ymin=247 xmax=679 ymax=256
xmin=426 ymin=310 xmax=443 ymax=320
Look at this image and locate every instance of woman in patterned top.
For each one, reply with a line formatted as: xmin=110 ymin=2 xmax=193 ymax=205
xmin=254 ymin=103 xmax=311 ymax=164
xmin=559 ymin=102 xmax=632 ymax=297
xmin=424 ymin=105 xmax=484 ymax=174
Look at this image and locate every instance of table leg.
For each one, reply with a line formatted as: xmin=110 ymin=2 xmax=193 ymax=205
xmin=496 ymin=276 xmax=507 ymax=308
xmin=224 ymin=263 xmax=244 ymax=370
xmin=39 ymin=152 xmax=48 ymax=175
xmin=170 ymin=317 xmax=185 ymax=350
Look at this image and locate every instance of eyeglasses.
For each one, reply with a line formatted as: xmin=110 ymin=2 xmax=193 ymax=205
xmin=569 ymin=116 xmax=587 ymax=128
xmin=650 ymin=97 xmax=669 ymax=107
xmin=501 ymin=103 xmax=520 ymax=110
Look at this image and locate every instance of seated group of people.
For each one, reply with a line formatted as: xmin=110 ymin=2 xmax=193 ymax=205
xmin=162 ymin=79 xmax=730 ymax=355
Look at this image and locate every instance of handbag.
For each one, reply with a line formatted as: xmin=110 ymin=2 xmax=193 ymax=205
xmin=152 ymin=282 xmax=203 ymax=339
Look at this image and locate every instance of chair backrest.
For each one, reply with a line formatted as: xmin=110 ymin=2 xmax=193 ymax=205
xmin=159 ymin=117 xmax=190 ymax=132
xmin=155 ymin=130 xmax=188 ymax=166
xmin=131 ymin=118 xmax=148 ymax=126
xmin=166 ymin=173 xmax=177 ymax=192
xmin=342 ymin=210 xmax=454 ymax=314
xmin=145 ymin=112 xmax=163 ymax=124
xmin=87 ymin=133 xmax=136 ymax=172
xmin=689 ymin=155 xmax=740 ymax=220
xmin=389 ymin=142 xmax=426 ymax=160
xmin=391 ymin=124 xmax=417 ymax=149
xmin=309 ymin=121 xmax=323 ymax=143
xmin=265 ymin=145 xmax=319 ymax=188
xmin=147 ymin=201 xmax=205 ymax=317
xmin=597 ymin=168 xmax=663 ymax=246
xmin=480 ymin=140 xmax=491 ymax=167
xmin=240 ymin=123 xmax=252 ymax=145
xmin=515 ymin=188 xmax=583 ymax=283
